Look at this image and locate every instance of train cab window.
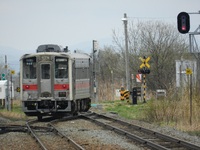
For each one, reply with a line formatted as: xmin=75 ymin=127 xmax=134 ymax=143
xmin=41 ymin=64 xmax=50 ymax=79
xmin=55 ymin=57 xmax=68 ymax=78
xmin=23 ymin=57 xmax=37 ymax=79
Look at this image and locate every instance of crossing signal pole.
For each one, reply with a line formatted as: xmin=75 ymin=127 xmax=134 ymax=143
xmin=138 ymin=56 xmax=150 ymax=103
xmin=143 ymin=74 xmax=146 ymax=103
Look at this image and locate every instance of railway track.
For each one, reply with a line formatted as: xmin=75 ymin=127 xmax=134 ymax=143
xmin=26 ymin=117 xmax=85 ymax=150
xmin=80 ymin=112 xmax=200 ymax=150
xmin=0 ymin=124 xmax=27 ymax=134
xmin=1 ymin=112 xmax=199 ymax=149
xmin=51 ymin=114 xmax=136 ymax=149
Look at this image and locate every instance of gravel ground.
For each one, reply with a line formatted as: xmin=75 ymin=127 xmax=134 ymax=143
xmin=56 ymin=119 xmax=147 ymax=150
xmin=0 ymin=105 xmax=200 ymax=149
xmin=0 ymin=117 xmax=40 ymax=150
xmin=91 ymin=106 xmax=200 ymax=147
xmin=0 ymin=132 xmax=41 ymax=150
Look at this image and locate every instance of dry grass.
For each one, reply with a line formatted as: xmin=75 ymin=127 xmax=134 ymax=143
xmin=176 ymin=91 xmax=200 ymax=132
xmin=0 ymin=111 xmax=27 ymax=120
xmin=144 ymin=89 xmax=200 ymax=133
xmin=0 ymin=100 xmax=27 ymax=120
xmin=97 ymin=80 xmax=200 ymax=133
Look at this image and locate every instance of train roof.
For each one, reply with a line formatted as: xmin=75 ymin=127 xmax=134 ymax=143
xmin=20 ymin=52 xmax=91 ymax=60
xmin=37 ymin=44 xmax=64 ymax=53
xmin=67 ymin=52 xmax=91 ymax=59
xmin=20 ymin=44 xmax=91 ymax=60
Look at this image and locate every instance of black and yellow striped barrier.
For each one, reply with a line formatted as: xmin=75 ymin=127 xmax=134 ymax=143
xmin=120 ymin=87 xmax=130 ymax=102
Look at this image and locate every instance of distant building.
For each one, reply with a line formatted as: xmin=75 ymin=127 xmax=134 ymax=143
xmin=0 ymin=80 xmax=14 ymax=99
xmin=176 ymin=60 xmax=197 ymax=87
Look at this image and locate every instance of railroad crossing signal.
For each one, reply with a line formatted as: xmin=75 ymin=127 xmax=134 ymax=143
xmin=139 ymin=56 xmax=150 ymax=69
xmin=138 ymin=56 xmax=151 ymax=103
xmin=138 ymin=68 xmax=150 ymax=74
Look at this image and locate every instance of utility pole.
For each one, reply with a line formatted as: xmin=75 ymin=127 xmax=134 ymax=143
xmin=122 ymin=13 xmax=130 ymax=91
xmin=111 ymin=70 xmax=114 ymax=100
xmin=189 ymin=72 xmax=193 ymax=125
xmin=93 ymin=40 xmax=98 ymax=103
xmin=5 ymin=55 xmax=11 ymax=111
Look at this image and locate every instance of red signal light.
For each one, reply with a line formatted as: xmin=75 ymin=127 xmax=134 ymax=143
xmin=182 ymin=26 xmax=186 ymax=31
xmin=177 ymin=12 xmax=190 ymax=34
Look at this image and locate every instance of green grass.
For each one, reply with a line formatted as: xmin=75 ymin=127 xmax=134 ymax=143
xmin=103 ymin=100 xmax=147 ymax=120
xmin=0 ymin=100 xmax=27 ymax=120
xmin=0 ymin=102 xmax=23 ymax=114
xmin=187 ymin=131 xmax=200 ymax=137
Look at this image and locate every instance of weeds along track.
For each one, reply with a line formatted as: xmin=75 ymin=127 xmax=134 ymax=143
xmin=81 ymin=112 xmax=200 ymax=150
xmin=26 ymin=117 xmax=84 ymax=150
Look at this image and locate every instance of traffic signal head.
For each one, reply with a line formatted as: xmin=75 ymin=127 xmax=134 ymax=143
xmin=145 ymin=69 xmax=150 ymax=74
xmin=177 ymin=12 xmax=190 ymax=34
xmin=138 ymin=68 xmax=150 ymax=74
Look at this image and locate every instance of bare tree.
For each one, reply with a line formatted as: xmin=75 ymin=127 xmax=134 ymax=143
xmin=112 ymin=20 xmax=188 ymax=91
xmin=96 ymin=46 xmax=122 ymax=100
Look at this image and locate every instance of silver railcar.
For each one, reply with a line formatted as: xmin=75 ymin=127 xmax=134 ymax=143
xmin=20 ymin=44 xmax=92 ymax=119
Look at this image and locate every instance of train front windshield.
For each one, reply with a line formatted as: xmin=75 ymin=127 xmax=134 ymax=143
xmin=22 ymin=56 xmax=68 ymax=79
xmin=23 ymin=57 xmax=37 ymax=79
xmin=55 ymin=57 xmax=68 ymax=78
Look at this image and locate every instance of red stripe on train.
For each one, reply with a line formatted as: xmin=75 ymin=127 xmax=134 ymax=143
xmin=23 ymin=84 xmax=38 ymax=90
xmin=75 ymin=82 xmax=90 ymax=89
xmin=23 ymin=83 xmax=89 ymax=91
xmin=54 ymin=84 xmax=69 ymax=90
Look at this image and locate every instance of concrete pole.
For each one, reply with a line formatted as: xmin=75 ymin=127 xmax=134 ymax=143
xmin=122 ymin=13 xmax=130 ymax=91
xmin=5 ymin=55 xmax=11 ymax=111
xmin=93 ymin=40 xmax=98 ymax=103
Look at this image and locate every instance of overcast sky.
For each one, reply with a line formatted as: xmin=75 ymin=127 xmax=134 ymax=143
xmin=0 ymin=0 xmax=200 ymax=70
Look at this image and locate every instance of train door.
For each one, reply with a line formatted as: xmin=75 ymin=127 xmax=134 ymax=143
xmin=39 ymin=63 xmax=52 ymax=97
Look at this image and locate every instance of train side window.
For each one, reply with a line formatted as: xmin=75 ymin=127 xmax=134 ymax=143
xmin=41 ymin=64 xmax=50 ymax=79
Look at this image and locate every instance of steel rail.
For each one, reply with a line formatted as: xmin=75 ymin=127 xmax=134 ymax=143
xmin=81 ymin=114 xmax=169 ymax=150
xmin=81 ymin=112 xmax=200 ymax=150
xmin=48 ymin=123 xmax=85 ymax=150
xmin=0 ymin=125 xmax=27 ymax=133
xmin=91 ymin=112 xmax=200 ymax=150
xmin=26 ymin=120 xmax=48 ymax=150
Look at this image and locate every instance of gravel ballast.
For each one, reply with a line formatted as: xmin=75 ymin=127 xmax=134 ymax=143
xmin=0 ymin=106 xmax=200 ymax=149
